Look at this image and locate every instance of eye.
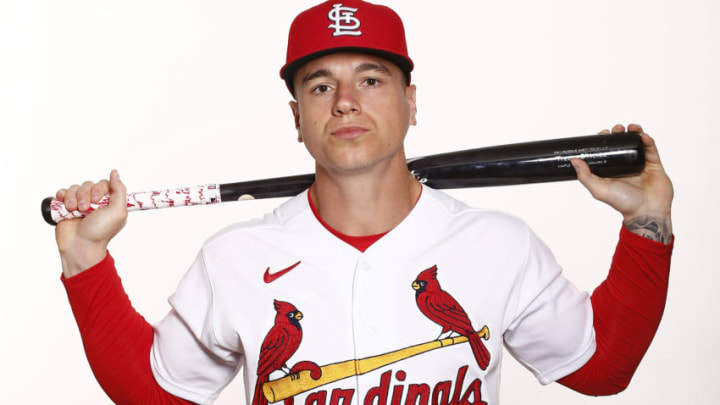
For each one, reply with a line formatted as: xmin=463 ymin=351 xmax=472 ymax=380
xmin=312 ymin=84 xmax=331 ymax=94
xmin=420 ymin=281 xmax=426 ymax=286
xmin=363 ymin=78 xmax=380 ymax=87
xmin=287 ymin=312 xmax=295 ymax=318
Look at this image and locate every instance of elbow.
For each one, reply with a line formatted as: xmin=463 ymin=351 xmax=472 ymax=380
xmin=595 ymin=379 xmax=630 ymax=396
xmin=559 ymin=381 xmax=630 ymax=397
xmin=558 ymin=366 xmax=634 ymax=396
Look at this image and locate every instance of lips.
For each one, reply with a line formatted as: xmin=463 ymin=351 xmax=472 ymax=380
xmin=331 ymin=126 xmax=369 ymax=139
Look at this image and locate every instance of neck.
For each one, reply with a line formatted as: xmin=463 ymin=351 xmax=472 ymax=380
xmin=310 ymin=152 xmax=421 ymax=236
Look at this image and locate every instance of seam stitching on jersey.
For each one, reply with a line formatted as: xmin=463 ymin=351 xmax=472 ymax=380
xmin=200 ymin=246 xmax=243 ymax=396
xmin=510 ymin=225 xmax=533 ymax=327
xmin=200 ymin=247 xmax=225 ymax=352
xmin=506 ymin=225 xmax=566 ymax=333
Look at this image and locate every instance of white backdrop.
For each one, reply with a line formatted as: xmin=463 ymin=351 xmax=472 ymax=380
xmin=2 ymin=0 xmax=719 ymax=404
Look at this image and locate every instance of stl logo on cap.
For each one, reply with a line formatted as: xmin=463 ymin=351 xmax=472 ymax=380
xmin=280 ymin=0 xmax=413 ymax=92
xmin=328 ymin=3 xmax=362 ymax=37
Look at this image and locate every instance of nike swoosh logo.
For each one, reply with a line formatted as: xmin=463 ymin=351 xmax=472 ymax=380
xmin=263 ymin=261 xmax=302 ymax=283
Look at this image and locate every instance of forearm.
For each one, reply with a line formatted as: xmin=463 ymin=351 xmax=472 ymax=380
xmin=558 ymin=224 xmax=674 ymax=395
xmin=62 ymin=252 xmax=195 ymax=405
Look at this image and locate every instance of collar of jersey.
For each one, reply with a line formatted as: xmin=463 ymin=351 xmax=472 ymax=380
xmin=306 ymin=186 xmax=423 ymax=253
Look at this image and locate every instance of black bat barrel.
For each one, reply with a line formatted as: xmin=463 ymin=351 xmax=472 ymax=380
xmin=220 ymin=173 xmax=316 ymax=201
xmin=410 ymin=133 xmax=645 ymax=189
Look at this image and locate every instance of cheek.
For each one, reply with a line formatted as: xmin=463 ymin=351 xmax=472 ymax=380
xmin=382 ymin=96 xmax=411 ymax=133
xmin=298 ymin=104 xmax=322 ymax=130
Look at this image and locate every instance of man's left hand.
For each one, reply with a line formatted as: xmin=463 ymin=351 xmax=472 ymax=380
xmin=571 ymin=123 xmax=674 ymax=244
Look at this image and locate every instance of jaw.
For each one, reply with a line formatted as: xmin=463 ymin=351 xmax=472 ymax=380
xmin=310 ymin=133 xmax=409 ymax=178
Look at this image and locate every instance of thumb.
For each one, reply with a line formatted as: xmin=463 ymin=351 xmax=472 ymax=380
xmin=107 ymin=169 xmax=127 ymax=211
xmin=641 ymin=132 xmax=664 ymax=167
xmin=571 ymin=158 xmax=606 ymax=200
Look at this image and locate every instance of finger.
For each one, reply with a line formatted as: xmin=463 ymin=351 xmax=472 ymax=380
xmin=597 ymin=129 xmax=611 ymax=135
xmin=571 ymin=158 xmax=606 ymax=200
xmin=65 ymin=184 xmax=80 ymax=211
xmin=627 ymin=123 xmax=643 ymax=133
xmin=77 ymin=181 xmax=95 ymax=211
xmin=90 ymin=180 xmax=110 ymax=203
xmin=611 ymin=124 xmax=625 ymax=133
xmin=56 ymin=189 xmax=66 ymax=202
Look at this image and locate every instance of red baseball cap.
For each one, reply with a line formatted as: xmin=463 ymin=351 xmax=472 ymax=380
xmin=280 ymin=0 xmax=414 ymax=94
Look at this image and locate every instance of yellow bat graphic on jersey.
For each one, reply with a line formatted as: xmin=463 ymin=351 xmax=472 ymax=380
xmin=262 ymin=326 xmax=489 ymax=402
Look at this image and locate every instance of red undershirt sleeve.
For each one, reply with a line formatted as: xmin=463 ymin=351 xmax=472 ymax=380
xmin=61 ymin=253 xmax=196 ymax=405
xmin=557 ymin=225 xmax=675 ymax=395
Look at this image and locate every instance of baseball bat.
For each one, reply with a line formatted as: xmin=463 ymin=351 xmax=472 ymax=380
xmin=41 ymin=132 xmax=644 ymax=225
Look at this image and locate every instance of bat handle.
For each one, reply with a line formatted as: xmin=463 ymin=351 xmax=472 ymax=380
xmin=41 ymin=184 xmax=223 ymax=225
xmin=41 ymin=196 xmax=113 ymax=225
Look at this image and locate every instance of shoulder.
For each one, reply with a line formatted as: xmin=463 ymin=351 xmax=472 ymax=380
xmin=201 ymin=190 xmax=312 ymax=255
xmin=421 ymin=185 xmax=532 ymax=240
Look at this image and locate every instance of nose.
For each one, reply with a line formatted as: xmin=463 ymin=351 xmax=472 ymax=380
xmin=333 ymin=83 xmax=361 ymax=116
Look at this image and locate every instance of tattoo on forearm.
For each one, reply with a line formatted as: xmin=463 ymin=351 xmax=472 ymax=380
xmin=625 ymin=217 xmax=672 ymax=244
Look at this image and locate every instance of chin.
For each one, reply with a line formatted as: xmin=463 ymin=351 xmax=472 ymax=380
xmin=328 ymin=151 xmax=401 ymax=174
xmin=313 ymin=136 xmax=405 ymax=174
xmin=325 ymin=158 xmax=375 ymax=173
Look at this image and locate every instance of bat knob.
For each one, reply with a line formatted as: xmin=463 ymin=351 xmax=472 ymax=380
xmin=41 ymin=197 xmax=56 ymax=226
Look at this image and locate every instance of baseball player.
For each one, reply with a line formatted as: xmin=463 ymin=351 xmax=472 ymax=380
xmin=55 ymin=1 xmax=674 ymax=404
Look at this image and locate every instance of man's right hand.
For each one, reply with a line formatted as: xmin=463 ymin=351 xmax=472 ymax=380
xmin=55 ymin=169 xmax=128 ymax=278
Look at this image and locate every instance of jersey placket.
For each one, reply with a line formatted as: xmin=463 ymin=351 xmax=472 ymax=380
xmin=350 ymin=253 xmax=384 ymax=405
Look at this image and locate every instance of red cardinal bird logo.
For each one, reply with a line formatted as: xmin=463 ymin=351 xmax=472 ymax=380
xmin=253 ymin=300 xmax=304 ymax=405
xmin=412 ymin=265 xmax=491 ymax=370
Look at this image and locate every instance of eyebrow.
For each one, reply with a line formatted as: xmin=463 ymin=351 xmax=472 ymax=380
xmin=355 ymin=62 xmax=392 ymax=76
xmin=300 ymin=62 xmax=393 ymax=86
xmin=301 ymin=69 xmax=332 ymax=85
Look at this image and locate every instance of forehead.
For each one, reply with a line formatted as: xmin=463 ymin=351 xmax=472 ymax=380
xmin=293 ymin=52 xmax=401 ymax=81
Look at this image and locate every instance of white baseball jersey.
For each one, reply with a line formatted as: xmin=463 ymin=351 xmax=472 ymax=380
xmin=150 ymin=185 xmax=595 ymax=405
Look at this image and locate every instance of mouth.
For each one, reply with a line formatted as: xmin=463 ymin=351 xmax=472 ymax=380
xmin=331 ymin=126 xmax=369 ymax=139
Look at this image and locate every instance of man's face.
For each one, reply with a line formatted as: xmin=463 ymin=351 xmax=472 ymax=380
xmin=289 ymin=52 xmax=417 ymax=175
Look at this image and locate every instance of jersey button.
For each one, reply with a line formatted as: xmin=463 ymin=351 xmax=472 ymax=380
xmin=358 ymin=261 xmax=372 ymax=272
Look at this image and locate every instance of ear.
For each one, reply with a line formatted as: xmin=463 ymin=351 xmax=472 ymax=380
xmin=405 ymin=84 xmax=417 ymax=126
xmin=289 ymin=100 xmax=303 ymax=142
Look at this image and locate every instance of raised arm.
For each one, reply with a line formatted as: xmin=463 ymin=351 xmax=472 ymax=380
xmin=557 ymin=124 xmax=674 ymax=395
xmin=57 ymin=170 xmax=195 ymax=404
